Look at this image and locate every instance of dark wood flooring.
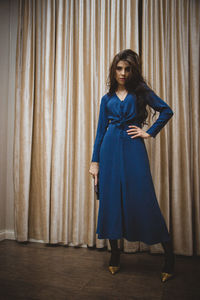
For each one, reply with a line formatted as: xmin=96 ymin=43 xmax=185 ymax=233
xmin=0 ymin=240 xmax=200 ymax=300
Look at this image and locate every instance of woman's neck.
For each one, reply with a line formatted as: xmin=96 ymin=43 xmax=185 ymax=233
xmin=116 ymin=85 xmax=127 ymax=92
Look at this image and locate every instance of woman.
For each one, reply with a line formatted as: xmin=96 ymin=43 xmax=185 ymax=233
xmin=89 ymin=49 xmax=175 ymax=282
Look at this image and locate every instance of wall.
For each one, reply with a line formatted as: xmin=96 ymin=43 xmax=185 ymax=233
xmin=0 ymin=0 xmax=18 ymax=240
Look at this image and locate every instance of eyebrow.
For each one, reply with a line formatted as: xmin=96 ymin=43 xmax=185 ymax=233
xmin=116 ymin=66 xmax=130 ymax=69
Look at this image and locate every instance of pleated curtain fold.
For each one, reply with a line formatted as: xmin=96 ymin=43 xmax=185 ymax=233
xmin=14 ymin=0 xmax=200 ymax=255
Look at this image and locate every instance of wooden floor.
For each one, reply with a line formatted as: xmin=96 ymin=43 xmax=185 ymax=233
xmin=0 ymin=240 xmax=199 ymax=300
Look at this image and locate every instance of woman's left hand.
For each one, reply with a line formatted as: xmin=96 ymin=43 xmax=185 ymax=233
xmin=126 ymin=125 xmax=151 ymax=139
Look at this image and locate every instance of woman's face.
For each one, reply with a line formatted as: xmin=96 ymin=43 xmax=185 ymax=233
xmin=115 ymin=60 xmax=131 ymax=87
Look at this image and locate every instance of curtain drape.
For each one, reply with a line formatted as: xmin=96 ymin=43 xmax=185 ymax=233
xmin=140 ymin=0 xmax=200 ymax=256
xmin=14 ymin=0 xmax=200 ymax=255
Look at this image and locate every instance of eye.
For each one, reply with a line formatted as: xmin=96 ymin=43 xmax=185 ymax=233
xmin=126 ymin=67 xmax=130 ymax=72
xmin=116 ymin=66 xmax=122 ymax=70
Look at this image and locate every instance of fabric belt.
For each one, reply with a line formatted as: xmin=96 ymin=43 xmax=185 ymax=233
xmin=109 ymin=119 xmax=141 ymax=130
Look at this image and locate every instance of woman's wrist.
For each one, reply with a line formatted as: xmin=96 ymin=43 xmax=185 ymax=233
xmin=145 ymin=132 xmax=151 ymax=138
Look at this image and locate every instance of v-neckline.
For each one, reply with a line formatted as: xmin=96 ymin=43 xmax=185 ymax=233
xmin=115 ymin=92 xmax=129 ymax=102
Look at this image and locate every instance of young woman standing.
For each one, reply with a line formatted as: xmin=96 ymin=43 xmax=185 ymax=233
xmin=89 ymin=49 xmax=175 ymax=282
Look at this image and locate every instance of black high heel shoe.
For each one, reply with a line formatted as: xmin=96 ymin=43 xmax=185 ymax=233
xmin=161 ymin=240 xmax=175 ymax=282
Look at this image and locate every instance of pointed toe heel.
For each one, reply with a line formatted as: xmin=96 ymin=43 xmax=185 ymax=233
xmin=161 ymin=272 xmax=174 ymax=282
xmin=108 ymin=243 xmax=120 ymax=275
xmin=108 ymin=265 xmax=120 ymax=275
xmin=161 ymin=250 xmax=175 ymax=283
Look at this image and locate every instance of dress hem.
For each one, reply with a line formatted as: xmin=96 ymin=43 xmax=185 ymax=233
xmin=96 ymin=233 xmax=170 ymax=245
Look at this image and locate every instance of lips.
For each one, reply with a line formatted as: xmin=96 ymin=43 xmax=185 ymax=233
xmin=120 ymin=78 xmax=125 ymax=80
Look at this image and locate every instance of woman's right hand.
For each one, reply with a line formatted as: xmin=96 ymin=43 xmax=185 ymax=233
xmin=89 ymin=162 xmax=99 ymax=185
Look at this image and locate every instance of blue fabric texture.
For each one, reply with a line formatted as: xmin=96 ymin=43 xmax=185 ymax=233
xmin=91 ymin=86 xmax=174 ymax=245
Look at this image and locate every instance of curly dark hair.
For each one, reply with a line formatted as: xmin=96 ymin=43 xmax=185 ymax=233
xmin=106 ymin=49 xmax=156 ymax=127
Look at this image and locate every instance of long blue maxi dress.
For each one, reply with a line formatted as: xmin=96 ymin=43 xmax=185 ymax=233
xmin=91 ymin=84 xmax=174 ymax=245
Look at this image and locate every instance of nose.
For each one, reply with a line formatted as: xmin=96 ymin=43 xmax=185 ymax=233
xmin=121 ymin=68 xmax=125 ymax=75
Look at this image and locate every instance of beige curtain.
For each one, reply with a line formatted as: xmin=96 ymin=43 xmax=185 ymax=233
xmin=14 ymin=0 xmax=200 ymax=255
xmin=140 ymin=0 xmax=200 ymax=256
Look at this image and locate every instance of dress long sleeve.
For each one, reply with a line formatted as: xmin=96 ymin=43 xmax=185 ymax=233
xmin=91 ymin=95 xmax=109 ymax=162
xmin=145 ymin=87 xmax=174 ymax=138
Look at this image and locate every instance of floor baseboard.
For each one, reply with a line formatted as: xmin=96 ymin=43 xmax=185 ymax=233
xmin=0 ymin=230 xmax=15 ymax=241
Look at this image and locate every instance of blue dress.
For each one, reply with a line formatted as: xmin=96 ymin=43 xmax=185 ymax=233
xmin=91 ymin=85 xmax=174 ymax=245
